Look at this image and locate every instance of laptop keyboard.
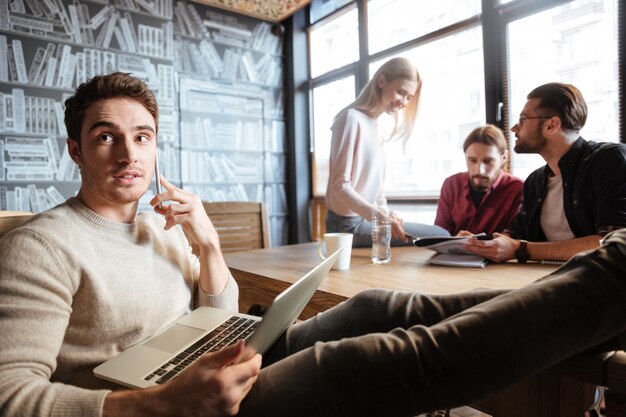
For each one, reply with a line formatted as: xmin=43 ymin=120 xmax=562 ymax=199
xmin=144 ymin=316 xmax=259 ymax=384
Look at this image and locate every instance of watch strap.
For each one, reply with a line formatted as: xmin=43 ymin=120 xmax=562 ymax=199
xmin=515 ymin=239 xmax=529 ymax=263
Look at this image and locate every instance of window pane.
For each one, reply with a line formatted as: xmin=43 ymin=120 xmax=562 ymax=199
xmin=312 ymin=76 xmax=356 ymax=196
xmin=368 ymin=0 xmax=481 ymax=55
xmin=371 ymin=26 xmax=485 ymax=197
xmin=310 ymin=6 xmax=359 ymax=78
xmin=507 ymin=0 xmax=619 ymax=179
xmin=310 ymin=0 xmax=353 ymax=24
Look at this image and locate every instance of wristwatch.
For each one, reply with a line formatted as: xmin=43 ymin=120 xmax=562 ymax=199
xmin=515 ymin=240 xmax=529 ymax=263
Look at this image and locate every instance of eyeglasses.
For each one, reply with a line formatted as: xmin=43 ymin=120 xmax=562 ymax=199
xmin=516 ymin=115 xmax=554 ymax=126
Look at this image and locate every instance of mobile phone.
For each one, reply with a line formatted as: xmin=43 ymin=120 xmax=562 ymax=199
xmin=154 ymin=147 xmax=162 ymax=210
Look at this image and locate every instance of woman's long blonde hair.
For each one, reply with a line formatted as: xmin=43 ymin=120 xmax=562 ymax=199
xmin=346 ymin=57 xmax=422 ymax=143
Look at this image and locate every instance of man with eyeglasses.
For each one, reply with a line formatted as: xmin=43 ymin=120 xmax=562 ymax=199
xmin=465 ymin=82 xmax=626 ymax=263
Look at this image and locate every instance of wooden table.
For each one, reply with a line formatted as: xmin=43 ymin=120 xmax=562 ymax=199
xmin=224 ymin=242 xmax=555 ymax=319
xmin=225 ymin=243 xmax=599 ymax=417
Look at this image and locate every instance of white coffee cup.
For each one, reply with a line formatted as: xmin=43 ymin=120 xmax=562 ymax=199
xmin=318 ymin=233 xmax=353 ymax=270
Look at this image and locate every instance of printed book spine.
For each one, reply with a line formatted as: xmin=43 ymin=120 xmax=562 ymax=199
xmin=68 ymin=4 xmax=82 ymax=44
xmin=54 ymin=44 xmax=71 ymax=88
xmin=12 ymin=88 xmax=25 ymax=133
xmin=11 ymin=39 xmax=28 ymax=83
xmin=35 ymin=43 xmax=56 ymax=86
xmin=44 ymin=56 xmax=57 ymax=87
xmin=78 ymin=3 xmax=94 ymax=45
xmin=119 ymin=17 xmax=136 ymax=53
xmin=9 ymin=0 xmax=26 ymax=14
xmin=28 ymin=47 xmax=46 ymax=85
xmin=56 ymin=0 xmax=73 ymax=36
xmin=0 ymin=35 xmax=9 ymax=82
xmin=113 ymin=26 xmax=127 ymax=51
xmin=24 ymin=0 xmax=44 ymax=17
xmin=0 ymin=0 xmax=9 ymax=30
xmin=89 ymin=5 xmax=111 ymax=30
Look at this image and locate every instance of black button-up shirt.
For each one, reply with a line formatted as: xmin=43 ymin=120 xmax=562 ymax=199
xmin=507 ymin=137 xmax=626 ymax=241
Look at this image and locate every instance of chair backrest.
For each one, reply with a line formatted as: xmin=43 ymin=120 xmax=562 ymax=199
xmin=192 ymin=202 xmax=270 ymax=254
xmin=311 ymin=197 xmax=327 ymax=241
xmin=0 ymin=211 xmax=34 ymax=240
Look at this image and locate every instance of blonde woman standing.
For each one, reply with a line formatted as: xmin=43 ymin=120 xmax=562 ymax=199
xmin=325 ymin=57 xmax=449 ymax=247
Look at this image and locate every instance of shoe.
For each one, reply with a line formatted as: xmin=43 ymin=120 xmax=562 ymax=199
xmin=585 ymin=386 xmax=605 ymax=417
xmin=424 ymin=410 xmax=450 ymax=417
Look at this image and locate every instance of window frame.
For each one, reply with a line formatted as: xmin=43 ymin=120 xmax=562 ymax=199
xmin=304 ymin=0 xmax=624 ymax=202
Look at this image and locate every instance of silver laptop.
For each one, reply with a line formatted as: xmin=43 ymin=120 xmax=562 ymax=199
xmin=94 ymin=249 xmax=341 ymax=389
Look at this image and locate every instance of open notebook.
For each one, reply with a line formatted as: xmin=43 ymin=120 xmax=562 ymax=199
xmin=414 ymin=235 xmax=488 ymax=268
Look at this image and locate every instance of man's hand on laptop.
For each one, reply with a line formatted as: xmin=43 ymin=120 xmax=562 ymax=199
xmin=153 ymin=341 xmax=261 ymax=416
xmin=104 ymin=343 xmax=262 ymax=417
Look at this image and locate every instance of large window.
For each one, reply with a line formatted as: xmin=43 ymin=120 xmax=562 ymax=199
xmin=309 ymin=5 xmax=359 ymax=78
xmin=307 ymin=0 xmax=623 ymax=200
xmin=506 ymin=0 xmax=620 ymax=178
xmin=372 ymin=25 xmax=486 ymax=196
xmin=311 ymin=77 xmax=356 ymax=195
xmin=368 ymin=0 xmax=482 ymax=54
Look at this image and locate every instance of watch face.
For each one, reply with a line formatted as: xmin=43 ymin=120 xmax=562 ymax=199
xmin=516 ymin=241 xmax=529 ymax=262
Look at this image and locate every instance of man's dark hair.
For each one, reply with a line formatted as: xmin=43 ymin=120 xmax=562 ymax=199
xmin=527 ymin=82 xmax=587 ymax=131
xmin=462 ymin=124 xmax=507 ymax=154
xmin=64 ymin=72 xmax=159 ymax=148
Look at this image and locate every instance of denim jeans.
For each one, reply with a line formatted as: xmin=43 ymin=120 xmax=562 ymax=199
xmin=325 ymin=209 xmax=449 ymax=247
xmin=238 ymin=229 xmax=626 ymax=417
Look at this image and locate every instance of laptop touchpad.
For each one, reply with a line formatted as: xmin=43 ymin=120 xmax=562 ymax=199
xmin=143 ymin=324 xmax=204 ymax=353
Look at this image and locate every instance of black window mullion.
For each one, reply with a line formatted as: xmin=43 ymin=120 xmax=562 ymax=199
xmin=482 ymin=0 xmax=504 ymax=129
xmin=617 ymin=1 xmax=626 ymax=143
xmin=356 ymin=0 xmax=369 ymax=91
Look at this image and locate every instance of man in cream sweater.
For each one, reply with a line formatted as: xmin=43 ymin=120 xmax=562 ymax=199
xmin=0 ymin=72 xmax=261 ymax=417
xmin=2 ymin=73 xmax=626 ymax=417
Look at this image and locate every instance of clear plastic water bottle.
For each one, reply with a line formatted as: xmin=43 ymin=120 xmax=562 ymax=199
xmin=371 ymin=198 xmax=391 ymax=264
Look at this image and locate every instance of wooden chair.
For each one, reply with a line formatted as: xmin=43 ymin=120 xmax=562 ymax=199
xmin=468 ymin=346 xmax=626 ymax=417
xmin=190 ymin=201 xmax=270 ymax=255
xmin=561 ymin=348 xmax=626 ymax=417
xmin=195 ymin=202 xmax=271 ymax=315
xmin=0 ymin=211 xmax=34 ymax=240
xmin=311 ymin=197 xmax=327 ymax=241
xmin=605 ymin=350 xmax=626 ymax=416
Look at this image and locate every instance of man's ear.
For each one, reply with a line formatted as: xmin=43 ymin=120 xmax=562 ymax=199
xmin=501 ymin=150 xmax=509 ymax=167
xmin=67 ymin=138 xmax=82 ymax=167
xmin=544 ymin=116 xmax=562 ymax=135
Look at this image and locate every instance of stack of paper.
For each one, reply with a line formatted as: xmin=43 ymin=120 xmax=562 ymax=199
xmin=429 ymin=253 xmax=488 ymax=268
xmin=414 ymin=235 xmax=489 ymax=268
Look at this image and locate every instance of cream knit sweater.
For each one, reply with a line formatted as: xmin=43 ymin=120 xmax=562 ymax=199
xmin=0 ymin=198 xmax=239 ymax=417
xmin=325 ymin=107 xmax=386 ymax=219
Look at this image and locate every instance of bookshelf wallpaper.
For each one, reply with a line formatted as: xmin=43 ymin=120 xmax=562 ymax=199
xmin=0 ymin=0 xmax=288 ymax=246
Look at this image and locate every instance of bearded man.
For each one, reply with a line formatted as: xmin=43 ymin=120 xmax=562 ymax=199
xmin=435 ymin=124 xmax=523 ymax=236
xmin=465 ymin=82 xmax=626 ymax=263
